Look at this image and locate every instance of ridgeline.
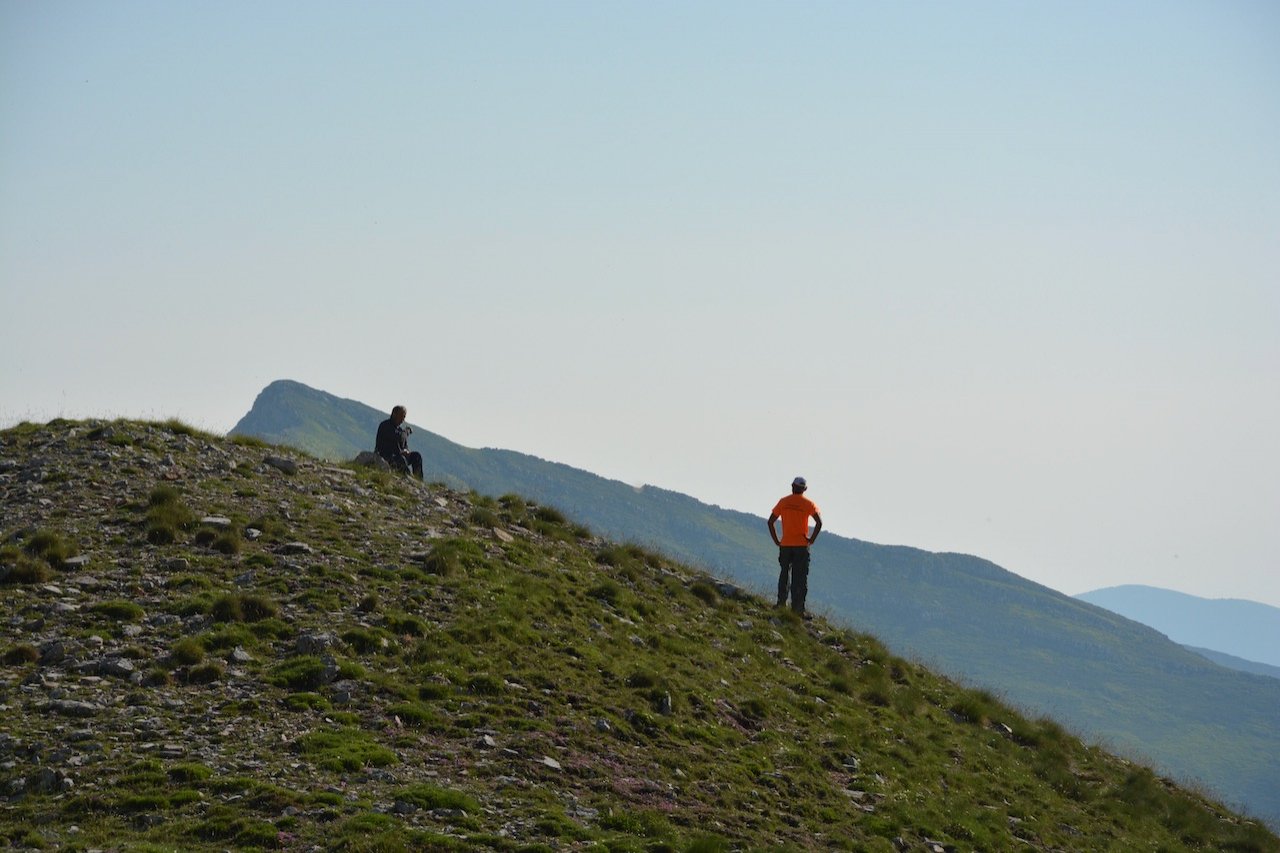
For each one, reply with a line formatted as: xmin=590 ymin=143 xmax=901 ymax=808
xmin=2 ymin=419 xmax=1276 ymax=851
xmin=230 ymin=379 xmax=1280 ymax=828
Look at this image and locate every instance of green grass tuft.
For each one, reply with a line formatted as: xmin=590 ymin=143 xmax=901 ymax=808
xmin=211 ymin=592 xmax=280 ymax=623
xmin=2 ymin=644 xmax=39 ymax=665
xmin=419 ymin=537 xmax=485 ymax=577
xmin=168 ymin=762 xmax=214 ymax=783
xmin=92 ymin=600 xmax=146 ymax=622
xmin=395 ymin=782 xmax=480 ymax=813
xmin=269 ymin=656 xmax=330 ymax=691
xmin=296 ymin=728 xmax=397 ymax=772
xmin=187 ymin=661 xmax=225 ymax=684
xmin=469 ymin=506 xmax=500 ymax=528
xmin=169 ymin=637 xmax=205 ymax=666
xmin=0 ymin=553 xmax=52 ymax=585
xmin=284 ymin=692 xmax=331 ymax=712
xmin=145 ymin=486 xmax=196 ymax=544
xmin=21 ymin=530 xmax=77 ymax=566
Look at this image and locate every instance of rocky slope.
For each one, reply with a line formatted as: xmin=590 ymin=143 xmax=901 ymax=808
xmin=230 ymin=378 xmax=1280 ymax=828
xmin=1 ymin=419 xmax=1276 ymax=852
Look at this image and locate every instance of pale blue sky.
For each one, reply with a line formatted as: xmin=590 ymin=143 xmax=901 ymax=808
xmin=3 ymin=2 xmax=1278 ymax=606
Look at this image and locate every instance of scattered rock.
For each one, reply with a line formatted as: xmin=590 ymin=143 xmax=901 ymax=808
xmin=25 ymin=767 xmax=73 ymax=794
xmin=264 ymin=456 xmax=299 ymax=475
xmin=99 ymin=658 xmax=137 ymax=679
xmin=200 ymin=516 xmax=232 ymax=528
xmin=39 ymin=641 xmax=68 ymax=665
xmin=319 ymin=656 xmax=341 ymax=685
xmin=332 ymin=679 xmax=361 ymax=704
xmin=716 ymin=582 xmax=747 ymax=599
xmin=430 ymin=807 xmax=468 ymax=820
xmin=296 ymin=632 xmax=337 ymax=656
xmin=352 ymin=451 xmax=389 ymax=470
xmin=47 ymin=699 xmax=102 ymax=718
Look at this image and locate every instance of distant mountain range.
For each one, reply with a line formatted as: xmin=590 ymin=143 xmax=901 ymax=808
xmin=1076 ymin=585 xmax=1280 ymax=670
xmin=1186 ymin=646 xmax=1280 ymax=681
xmin=231 ymin=379 xmax=1280 ymax=826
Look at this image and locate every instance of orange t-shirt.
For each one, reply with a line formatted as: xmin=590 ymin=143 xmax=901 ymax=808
xmin=771 ymin=494 xmax=820 ymax=546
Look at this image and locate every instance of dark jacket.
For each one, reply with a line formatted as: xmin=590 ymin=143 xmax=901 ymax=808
xmin=375 ymin=418 xmax=406 ymax=463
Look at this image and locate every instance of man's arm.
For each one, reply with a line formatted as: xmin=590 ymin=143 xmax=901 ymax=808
xmin=375 ymin=421 xmax=402 ymax=460
xmin=375 ymin=421 xmax=391 ymax=457
xmin=767 ymin=513 xmax=781 ymax=547
xmin=807 ymin=513 xmax=823 ymax=545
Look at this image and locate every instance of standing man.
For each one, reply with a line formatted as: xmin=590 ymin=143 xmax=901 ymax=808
xmin=375 ymin=405 xmax=423 ymax=479
xmin=768 ymin=476 xmax=823 ymax=616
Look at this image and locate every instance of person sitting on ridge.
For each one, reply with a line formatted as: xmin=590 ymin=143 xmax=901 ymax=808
xmin=767 ymin=476 xmax=823 ymax=616
xmin=375 ymin=405 xmax=423 ymax=479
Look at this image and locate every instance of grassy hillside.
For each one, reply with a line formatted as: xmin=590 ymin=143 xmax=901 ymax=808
xmin=3 ymin=419 xmax=1276 ymax=851
xmin=229 ymin=380 xmax=1280 ymax=827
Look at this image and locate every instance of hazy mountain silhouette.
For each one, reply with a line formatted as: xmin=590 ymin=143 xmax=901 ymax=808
xmin=1185 ymin=646 xmax=1280 ymax=680
xmin=1077 ymin=585 xmax=1280 ymax=669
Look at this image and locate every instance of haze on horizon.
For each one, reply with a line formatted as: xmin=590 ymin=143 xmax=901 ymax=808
xmin=2 ymin=2 xmax=1277 ymax=608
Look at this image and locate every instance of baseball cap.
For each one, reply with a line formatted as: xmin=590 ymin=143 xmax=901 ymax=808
xmin=792 ymin=476 xmax=807 ymax=489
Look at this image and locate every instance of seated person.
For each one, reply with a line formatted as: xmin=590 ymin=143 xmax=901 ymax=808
xmin=375 ymin=405 xmax=423 ymax=479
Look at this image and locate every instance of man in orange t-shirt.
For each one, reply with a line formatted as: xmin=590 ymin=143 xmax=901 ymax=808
xmin=767 ymin=476 xmax=823 ymax=615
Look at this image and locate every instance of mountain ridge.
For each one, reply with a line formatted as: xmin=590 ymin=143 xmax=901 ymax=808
xmin=1076 ymin=584 xmax=1280 ymax=669
xmin=1184 ymin=646 xmax=1280 ymax=681
xmin=227 ymin=380 xmax=1280 ymax=827
xmin=2 ymin=418 xmax=1277 ymax=850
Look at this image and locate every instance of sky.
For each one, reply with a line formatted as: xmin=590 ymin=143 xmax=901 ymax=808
xmin=2 ymin=2 xmax=1278 ymax=607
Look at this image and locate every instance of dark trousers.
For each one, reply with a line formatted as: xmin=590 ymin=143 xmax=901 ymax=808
xmin=777 ymin=546 xmax=810 ymax=613
xmin=389 ymin=451 xmax=424 ymax=479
